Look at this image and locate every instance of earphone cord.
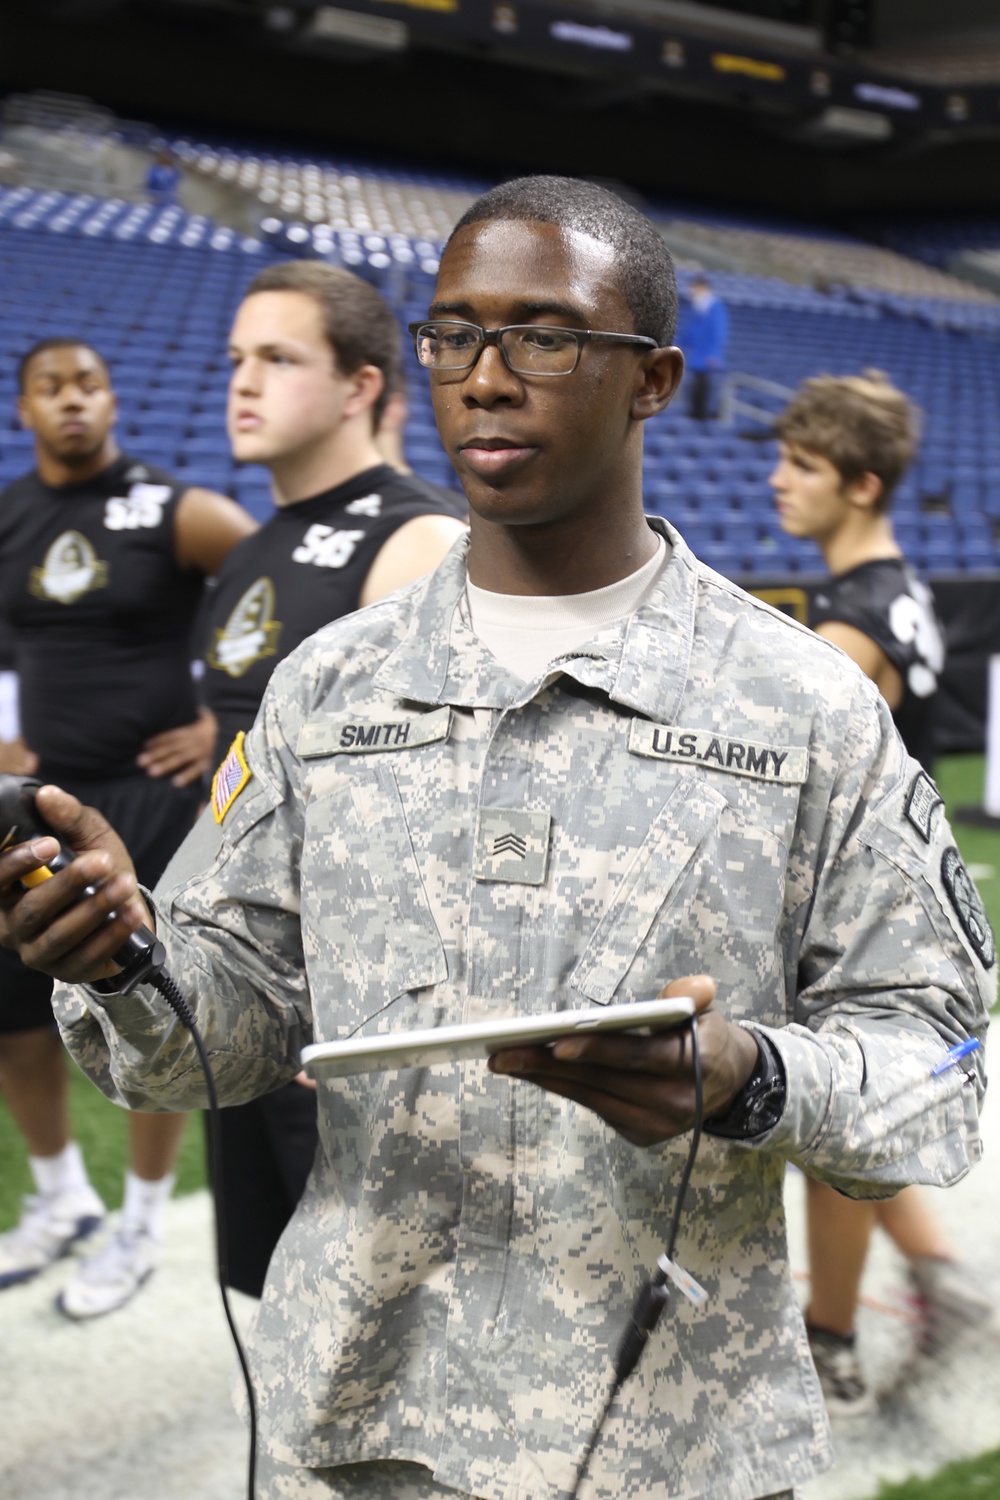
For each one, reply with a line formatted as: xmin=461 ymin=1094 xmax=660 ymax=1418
xmin=565 ymin=1019 xmax=704 ymax=1500
xmin=148 ymin=967 xmax=259 ymax=1500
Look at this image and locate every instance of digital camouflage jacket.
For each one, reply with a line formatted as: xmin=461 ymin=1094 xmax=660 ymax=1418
xmin=56 ymin=521 xmax=993 ymax=1500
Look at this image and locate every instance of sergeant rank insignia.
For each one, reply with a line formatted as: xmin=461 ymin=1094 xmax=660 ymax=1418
xmin=212 ymin=732 xmax=251 ymax=824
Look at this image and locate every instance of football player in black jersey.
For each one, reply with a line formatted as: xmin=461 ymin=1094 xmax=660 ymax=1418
xmin=374 ymin=383 xmax=468 ymax=516
xmin=771 ymin=369 xmax=991 ymax=1412
xmin=202 ymin=260 xmax=467 ymax=1297
xmin=0 ymin=338 xmax=256 ymax=1318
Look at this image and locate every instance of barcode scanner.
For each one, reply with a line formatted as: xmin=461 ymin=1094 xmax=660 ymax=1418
xmin=0 ymin=774 xmax=166 ymax=993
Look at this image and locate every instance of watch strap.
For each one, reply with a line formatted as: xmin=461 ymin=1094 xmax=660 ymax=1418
xmin=704 ymin=1029 xmax=787 ymax=1140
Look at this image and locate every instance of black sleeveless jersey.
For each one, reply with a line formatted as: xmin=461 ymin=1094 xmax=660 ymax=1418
xmin=0 ymin=610 xmax=15 ymax=673
xmin=201 ymin=464 xmax=465 ymax=761
xmin=0 ymin=455 xmax=202 ymax=777
xmin=810 ymin=557 xmax=945 ymax=770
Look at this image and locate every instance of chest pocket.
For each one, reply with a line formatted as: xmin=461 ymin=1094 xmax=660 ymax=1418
xmin=301 ymin=763 xmax=447 ymax=1036
xmin=571 ymin=777 xmax=728 ymax=1004
xmin=569 ymin=775 xmax=789 ymax=1018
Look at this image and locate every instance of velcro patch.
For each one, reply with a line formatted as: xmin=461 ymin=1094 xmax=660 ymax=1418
xmin=212 ymin=732 xmax=251 ymax=824
xmin=297 ymin=707 xmax=451 ymax=758
xmin=629 ymin=721 xmax=808 ymax=784
xmin=474 ymin=808 xmax=551 ymax=885
xmin=941 ymin=845 xmax=996 ymax=969
xmin=905 ymin=770 xmax=944 ymax=844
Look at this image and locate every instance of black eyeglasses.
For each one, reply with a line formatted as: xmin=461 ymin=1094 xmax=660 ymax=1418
xmin=408 ymin=319 xmax=658 ymax=377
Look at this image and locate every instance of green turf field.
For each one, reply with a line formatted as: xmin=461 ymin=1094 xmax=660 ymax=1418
xmin=2 ymin=753 xmax=997 ymax=1232
xmin=873 ymin=1448 xmax=1000 ymax=1498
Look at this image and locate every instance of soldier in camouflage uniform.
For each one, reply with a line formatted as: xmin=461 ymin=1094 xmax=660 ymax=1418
xmin=0 ymin=178 xmax=992 ymax=1500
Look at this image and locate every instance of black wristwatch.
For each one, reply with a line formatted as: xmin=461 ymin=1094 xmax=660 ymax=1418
xmin=704 ymin=1030 xmax=787 ymax=1140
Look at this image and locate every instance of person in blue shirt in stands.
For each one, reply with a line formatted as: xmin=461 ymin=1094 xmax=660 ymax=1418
xmin=145 ymin=149 xmax=182 ymax=206
xmin=678 ymin=274 xmax=728 ymax=421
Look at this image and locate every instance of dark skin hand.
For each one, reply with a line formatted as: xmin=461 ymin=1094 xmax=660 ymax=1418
xmin=0 ymin=785 xmax=151 ymax=985
xmin=489 ymin=975 xmax=758 ymax=1146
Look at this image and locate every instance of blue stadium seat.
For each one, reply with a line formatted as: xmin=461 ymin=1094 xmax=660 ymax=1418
xmin=0 ymin=179 xmax=995 ymax=584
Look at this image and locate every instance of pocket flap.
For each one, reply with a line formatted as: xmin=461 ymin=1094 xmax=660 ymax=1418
xmin=571 ymin=777 xmax=726 ymax=1004
xmin=347 ymin=768 xmax=448 ymax=995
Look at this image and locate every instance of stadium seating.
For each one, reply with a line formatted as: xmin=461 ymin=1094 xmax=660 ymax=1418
xmin=0 ymin=171 xmax=998 ymax=576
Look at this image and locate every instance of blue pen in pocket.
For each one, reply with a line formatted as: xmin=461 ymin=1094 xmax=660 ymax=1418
xmin=930 ymin=1038 xmax=981 ymax=1077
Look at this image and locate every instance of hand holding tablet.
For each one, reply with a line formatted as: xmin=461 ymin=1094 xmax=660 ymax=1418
xmin=300 ymin=995 xmax=696 ymax=1078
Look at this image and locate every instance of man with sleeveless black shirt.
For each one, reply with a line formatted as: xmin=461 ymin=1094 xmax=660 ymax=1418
xmin=0 ymin=337 xmax=256 ymax=1317
xmin=201 ymin=261 xmax=467 ymax=1295
xmin=772 ymin=369 xmax=994 ymax=1415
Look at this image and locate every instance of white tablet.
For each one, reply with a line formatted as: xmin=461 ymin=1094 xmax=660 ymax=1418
xmin=300 ymin=995 xmax=696 ymax=1078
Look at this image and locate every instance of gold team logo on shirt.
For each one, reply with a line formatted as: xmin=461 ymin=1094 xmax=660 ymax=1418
xmin=207 ymin=576 xmax=283 ymax=678
xmin=28 ymin=530 xmax=109 ymax=605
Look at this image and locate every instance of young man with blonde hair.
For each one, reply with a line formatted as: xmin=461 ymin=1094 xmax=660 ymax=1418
xmin=772 ymin=368 xmax=994 ymax=1414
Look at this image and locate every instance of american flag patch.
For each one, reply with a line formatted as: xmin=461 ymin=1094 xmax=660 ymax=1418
xmin=212 ymin=732 xmax=251 ymax=824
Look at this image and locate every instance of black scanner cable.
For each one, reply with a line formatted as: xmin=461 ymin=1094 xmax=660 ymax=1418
xmin=0 ymin=776 xmax=258 ymax=1500
xmin=0 ymin=774 xmax=707 ymax=1500
xmin=145 ymin=965 xmax=259 ymax=1500
xmin=566 ymin=1017 xmax=705 ymax=1500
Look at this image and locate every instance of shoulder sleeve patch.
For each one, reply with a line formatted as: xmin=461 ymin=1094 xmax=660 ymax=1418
xmin=941 ymin=845 xmax=996 ymax=969
xmin=211 ymin=731 xmax=252 ymax=824
xmin=905 ymin=769 xmax=944 ymax=843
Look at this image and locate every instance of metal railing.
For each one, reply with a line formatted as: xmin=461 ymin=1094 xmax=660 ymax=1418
xmin=719 ymin=372 xmax=795 ymax=428
xmin=0 ymin=91 xmax=148 ymax=199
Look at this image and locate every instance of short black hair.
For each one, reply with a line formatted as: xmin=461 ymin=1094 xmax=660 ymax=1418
xmin=245 ymin=261 xmax=401 ymax=429
xmin=447 ymin=175 xmax=678 ymax=346
xmin=17 ymin=338 xmax=111 ymax=393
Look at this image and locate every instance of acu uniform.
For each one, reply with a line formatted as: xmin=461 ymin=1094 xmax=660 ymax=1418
xmin=0 ymin=455 xmax=204 ymax=1031
xmin=54 ymin=523 xmax=993 ymax=1500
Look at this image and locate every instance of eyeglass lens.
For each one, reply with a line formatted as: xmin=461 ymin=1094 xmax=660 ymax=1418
xmin=417 ymin=323 xmax=580 ymax=374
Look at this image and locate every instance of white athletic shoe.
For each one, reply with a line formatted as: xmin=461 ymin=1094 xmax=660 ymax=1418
xmin=0 ymin=1187 xmax=106 ymax=1289
xmin=56 ymin=1221 xmax=159 ymax=1320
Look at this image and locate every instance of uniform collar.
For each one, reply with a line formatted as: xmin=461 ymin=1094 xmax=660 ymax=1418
xmin=373 ymin=516 xmax=699 ymax=721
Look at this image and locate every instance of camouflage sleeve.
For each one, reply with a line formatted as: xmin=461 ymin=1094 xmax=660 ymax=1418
xmin=53 ymin=678 xmax=313 ymax=1112
xmin=743 ymin=681 xmax=993 ymax=1196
